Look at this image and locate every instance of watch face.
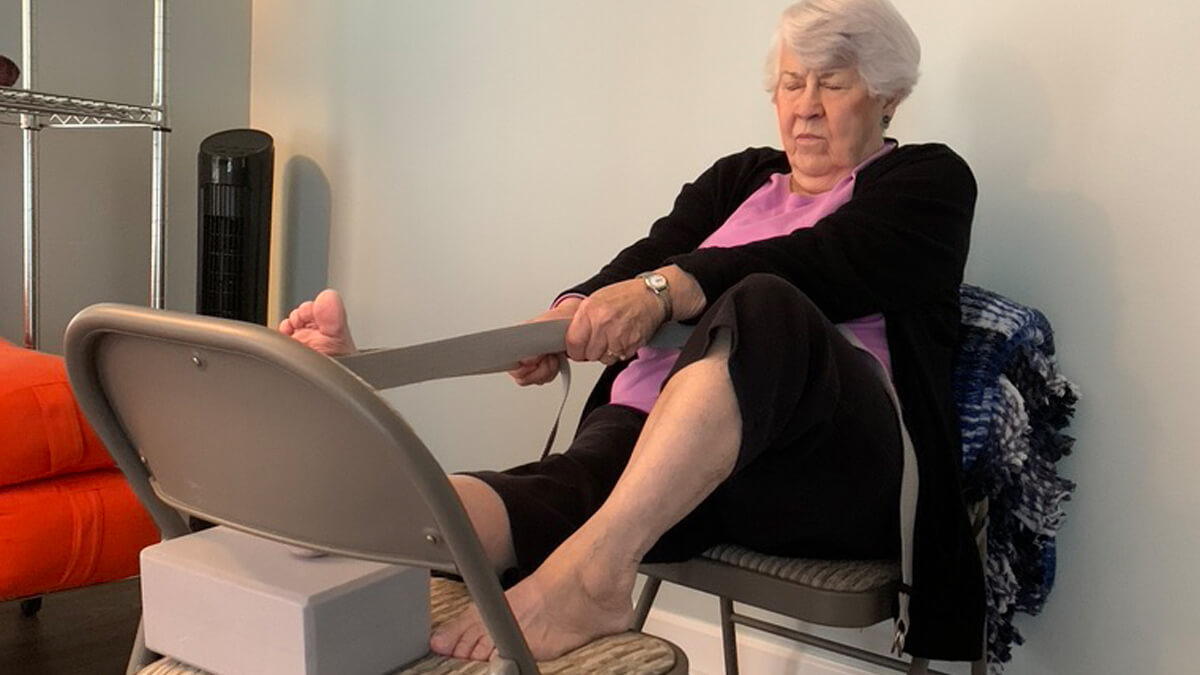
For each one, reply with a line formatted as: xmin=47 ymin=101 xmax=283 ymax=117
xmin=645 ymin=274 xmax=668 ymax=291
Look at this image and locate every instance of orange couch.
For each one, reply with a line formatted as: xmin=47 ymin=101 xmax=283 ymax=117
xmin=0 ymin=339 xmax=158 ymax=601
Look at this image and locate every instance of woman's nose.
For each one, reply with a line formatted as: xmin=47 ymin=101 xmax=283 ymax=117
xmin=794 ymin=91 xmax=823 ymax=118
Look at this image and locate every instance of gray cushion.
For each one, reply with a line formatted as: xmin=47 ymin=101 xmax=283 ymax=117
xmin=702 ymin=544 xmax=899 ymax=593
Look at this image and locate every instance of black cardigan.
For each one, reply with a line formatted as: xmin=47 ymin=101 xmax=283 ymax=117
xmin=568 ymin=143 xmax=985 ymax=660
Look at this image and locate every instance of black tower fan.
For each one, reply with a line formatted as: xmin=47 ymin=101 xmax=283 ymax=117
xmin=196 ymin=129 xmax=274 ymax=324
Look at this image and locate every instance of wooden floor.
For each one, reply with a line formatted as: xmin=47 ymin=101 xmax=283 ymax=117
xmin=0 ymin=579 xmax=141 ymax=675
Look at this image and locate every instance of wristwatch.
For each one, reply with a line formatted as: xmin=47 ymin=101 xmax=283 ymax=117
xmin=637 ymin=272 xmax=673 ymax=321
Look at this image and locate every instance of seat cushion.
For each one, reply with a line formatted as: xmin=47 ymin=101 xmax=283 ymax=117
xmin=0 ymin=339 xmax=115 ymax=488
xmin=0 ymin=468 xmax=159 ymax=600
xmin=139 ymin=577 xmax=684 ymax=674
xmin=702 ymin=544 xmax=899 ymax=593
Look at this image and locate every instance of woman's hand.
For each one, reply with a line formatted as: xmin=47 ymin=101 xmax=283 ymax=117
xmin=565 ymin=265 xmax=706 ymax=367
xmin=566 ymin=279 xmax=668 ymax=367
xmin=508 ymin=298 xmax=582 ymax=386
xmin=279 ymin=289 xmax=358 ymax=357
xmin=509 ymin=281 xmax=663 ymax=385
xmin=512 ymin=265 xmax=705 ymax=384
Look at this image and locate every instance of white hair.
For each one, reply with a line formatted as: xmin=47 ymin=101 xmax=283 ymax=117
xmin=764 ymin=0 xmax=921 ymax=103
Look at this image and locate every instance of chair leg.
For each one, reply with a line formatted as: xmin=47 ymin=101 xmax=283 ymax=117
xmin=125 ymin=615 xmax=157 ymax=675
xmin=719 ymin=597 xmax=740 ymax=675
xmin=970 ymin=500 xmax=990 ymax=675
xmin=907 ymin=656 xmax=931 ymax=674
xmin=632 ymin=576 xmax=663 ymax=631
xmin=19 ymin=596 xmax=42 ymax=617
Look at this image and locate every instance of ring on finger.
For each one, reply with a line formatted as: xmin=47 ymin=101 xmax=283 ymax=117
xmin=604 ymin=350 xmax=625 ymax=361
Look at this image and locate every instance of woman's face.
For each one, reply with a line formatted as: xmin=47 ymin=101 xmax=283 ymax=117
xmin=774 ymin=48 xmax=896 ymax=194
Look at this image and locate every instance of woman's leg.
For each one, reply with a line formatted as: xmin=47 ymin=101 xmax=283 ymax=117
xmin=448 ymin=475 xmax=518 ymax=574
xmin=434 ymin=273 xmax=900 ymax=661
xmin=433 ymin=330 xmax=740 ymax=661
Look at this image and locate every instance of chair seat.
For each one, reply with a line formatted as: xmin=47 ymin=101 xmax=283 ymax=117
xmin=640 ymin=546 xmax=900 ymax=629
xmin=138 ymin=577 xmax=686 ymax=675
xmin=701 ymin=545 xmax=899 ymax=593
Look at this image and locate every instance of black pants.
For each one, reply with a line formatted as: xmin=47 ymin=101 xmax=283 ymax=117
xmin=469 ymin=274 xmax=903 ymax=579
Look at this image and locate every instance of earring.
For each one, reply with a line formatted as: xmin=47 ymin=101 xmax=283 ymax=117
xmin=882 ymin=114 xmax=892 ymax=129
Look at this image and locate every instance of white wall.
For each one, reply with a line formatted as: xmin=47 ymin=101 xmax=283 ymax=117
xmin=0 ymin=0 xmax=251 ymax=353
xmin=251 ymin=1 xmax=1200 ymax=673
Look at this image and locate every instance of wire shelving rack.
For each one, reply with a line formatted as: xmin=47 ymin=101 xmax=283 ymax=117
xmin=0 ymin=0 xmax=169 ymax=349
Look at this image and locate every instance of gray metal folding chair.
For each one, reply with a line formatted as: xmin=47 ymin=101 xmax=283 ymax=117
xmin=64 ymin=303 xmax=688 ymax=675
xmin=623 ymin=284 xmax=1077 ymax=675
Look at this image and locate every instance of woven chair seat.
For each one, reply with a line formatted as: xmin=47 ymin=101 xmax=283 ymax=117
xmin=702 ymin=544 xmax=899 ymax=593
xmin=138 ymin=577 xmax=682 ymax=675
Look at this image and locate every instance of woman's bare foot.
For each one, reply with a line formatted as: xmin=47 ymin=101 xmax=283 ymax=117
xmin=430 ymin=529 xmax=637 ymax=662
xmin=278 ymin=288 xmax=358 ymax=356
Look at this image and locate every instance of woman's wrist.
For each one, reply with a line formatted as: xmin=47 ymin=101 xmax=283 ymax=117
xmin=655 ymin=265 xmax=706 ymax=321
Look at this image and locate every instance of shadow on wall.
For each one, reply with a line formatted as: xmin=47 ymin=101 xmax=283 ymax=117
xmin=954 ymin=45 xmax=1154 ymax=674
xmin=279 ymin=155 xmax=332 ymax=313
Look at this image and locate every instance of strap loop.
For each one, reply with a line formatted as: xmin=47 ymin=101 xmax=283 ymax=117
xmin=836 ymin=327 xmax=918 ymax=655
xmin=539 ymin=356 xmax=572 ymax=459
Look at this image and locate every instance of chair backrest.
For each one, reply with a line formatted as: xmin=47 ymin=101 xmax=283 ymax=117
xmin=64 ymin=303 xmax=539 ymax=672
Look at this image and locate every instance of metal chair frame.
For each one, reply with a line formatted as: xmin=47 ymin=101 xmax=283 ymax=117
xmin=64 ymin=303 xmax=687 ymax=675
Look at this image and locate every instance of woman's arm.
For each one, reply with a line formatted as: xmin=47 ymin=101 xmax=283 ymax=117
xmin=666 ymin=144 xmax=976 ymax=322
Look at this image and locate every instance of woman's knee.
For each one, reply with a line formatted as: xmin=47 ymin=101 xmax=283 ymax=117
xmin=449 ymin=475 xmax=516 ymax=572
xmin=710 ymin=274 xmax=827 ymax=337
xmin=724 ymin=274 xmax=818 ymax=312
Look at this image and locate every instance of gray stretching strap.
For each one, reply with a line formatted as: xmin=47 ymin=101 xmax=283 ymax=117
xmin=336 ymin=319 xmax=695 ymax=458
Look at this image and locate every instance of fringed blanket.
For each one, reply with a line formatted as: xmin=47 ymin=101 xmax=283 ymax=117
xmin=953 ymin=285 xmax=1079 ymax=670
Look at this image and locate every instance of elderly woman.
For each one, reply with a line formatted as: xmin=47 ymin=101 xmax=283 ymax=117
xmin=283 ymin=0 xmax=983 ymax=664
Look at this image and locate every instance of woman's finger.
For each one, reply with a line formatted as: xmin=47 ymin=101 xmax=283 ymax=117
xmin=581 ymin=305 xmax=616 ymax=361
xmin=509 ymin=353 xmax=562 ymax=385
xmin=528 ymin=356 xmax=561 ymax=384
xmin=508 ymin=364 xmax=536 ymax=381
xmin=513 ymin=355 xmax=543 ymax=371
xmin=513 ymin=368 xmax=552 ymax=386
xmin=585 ymin=331 xmax=611 ymax=362
xmin=565 ymin=310 xmax=594 ymax=362
xmin=508 ymin=359 xmax=541 ymax=381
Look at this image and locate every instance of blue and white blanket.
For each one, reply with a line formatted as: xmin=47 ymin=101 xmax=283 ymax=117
xmin=953 ymin=285 xmax=1079 ymax=670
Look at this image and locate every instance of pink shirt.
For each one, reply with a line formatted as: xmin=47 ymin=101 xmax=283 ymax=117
xmin=609 ymin=142 xmax=897 ymax=414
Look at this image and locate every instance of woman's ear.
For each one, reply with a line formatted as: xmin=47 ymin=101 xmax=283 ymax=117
xmin=881 ymin=95 xmax=900 ymax=120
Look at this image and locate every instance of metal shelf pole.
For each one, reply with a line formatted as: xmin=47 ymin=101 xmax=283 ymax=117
xmin=21 ymin=0 xmax=40 ymax=349
xmin=9 ymin=0 xmax=171 ymax=343
xmin=150 ymin=0 xmax=169 ymax=309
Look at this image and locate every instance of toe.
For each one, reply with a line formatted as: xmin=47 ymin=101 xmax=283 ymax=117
xmin=469 ymin=634 xmax=495 ymax=662
xmin=430 ymin=619 xmax=464 ymax=655
xmin=429 ymin=630 xmax=454 ymax=655
xmin=452 ymin=621 xmax=488 ymax=660
xmin=313 ymin=290 xmax=346 ymax=333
